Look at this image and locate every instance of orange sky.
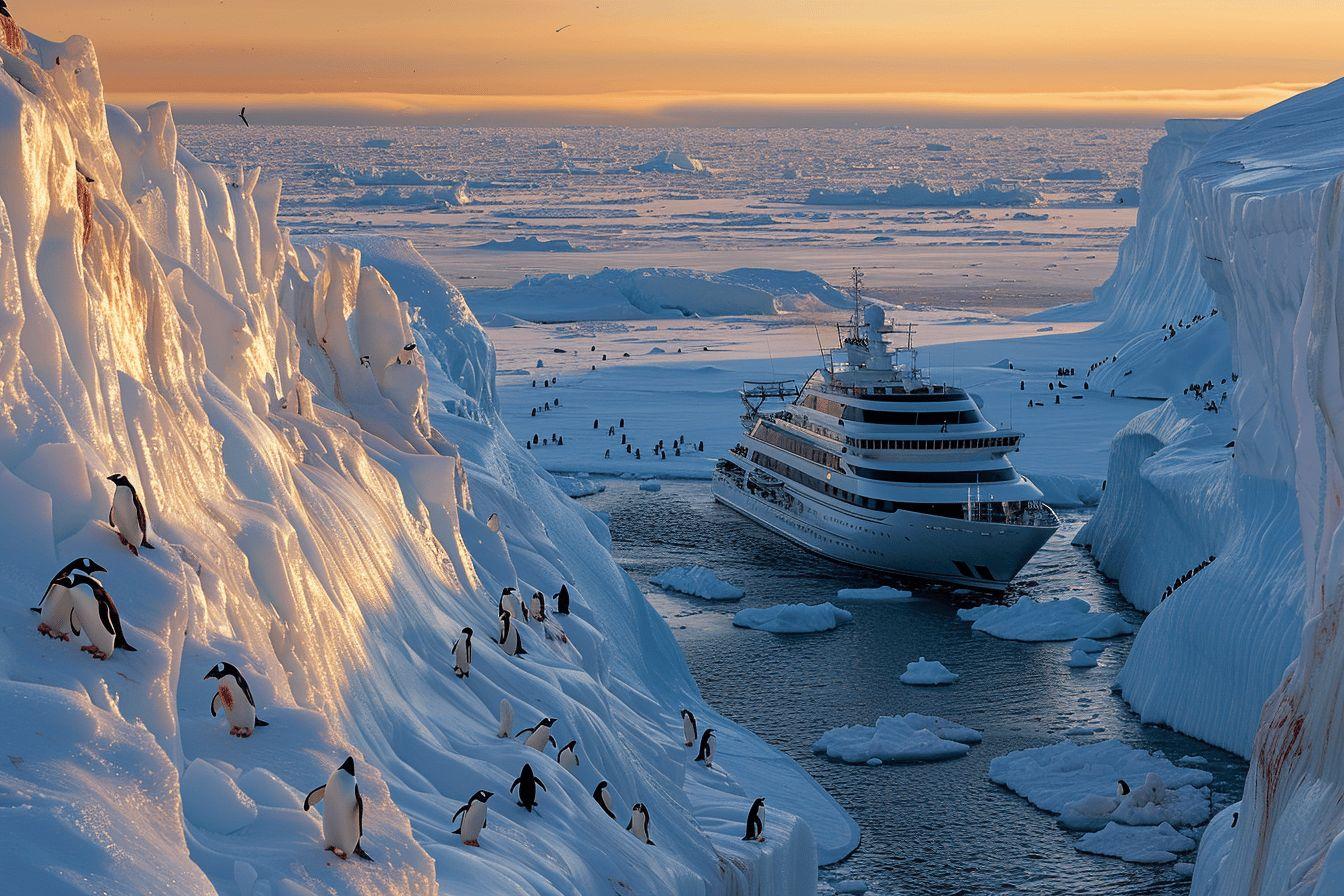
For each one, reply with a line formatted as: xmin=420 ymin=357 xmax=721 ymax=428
xmin=22 ymin=1 xmax=1342 ymax=124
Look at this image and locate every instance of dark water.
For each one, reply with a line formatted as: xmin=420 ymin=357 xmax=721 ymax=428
xmin=587 ymin=479 xmax=1246 ymax=896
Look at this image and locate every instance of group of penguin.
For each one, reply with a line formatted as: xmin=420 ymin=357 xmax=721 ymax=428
xmin=32 ymin=475 xmax=770 ymax=865
xmin=32 ymin=475 xmax=150 ymax=659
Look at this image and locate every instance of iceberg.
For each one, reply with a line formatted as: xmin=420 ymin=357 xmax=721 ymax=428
xmin=812 ymin=714 xmax=982 ymax=765
xmin=651 ymin=565 xmax=746 ymax=600
xmin=958 ymin=597 xmax=1135 ymax=642
xmin=733 ymin=603 xmax=853 ymax=633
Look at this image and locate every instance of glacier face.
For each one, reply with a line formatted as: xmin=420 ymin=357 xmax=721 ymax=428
xmin=1074 ymin=73 xmax=1344 ymax=894
xmin=0 ymin=23 xmax=851 ymax=896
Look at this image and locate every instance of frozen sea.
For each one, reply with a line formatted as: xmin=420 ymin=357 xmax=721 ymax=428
xmin=588 ymin=481 xmax=1247 ymax=896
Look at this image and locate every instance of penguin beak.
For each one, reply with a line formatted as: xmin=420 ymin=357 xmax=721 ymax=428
xmin=89 ymin=562 xmax=106 ymax=573
xmin=203 ymin=670 xmax=214 ymax=679
xmin=482 ymin=791 xmax=493 ymax=800
xmin=106 ymin=475 xmax=116 ymax=482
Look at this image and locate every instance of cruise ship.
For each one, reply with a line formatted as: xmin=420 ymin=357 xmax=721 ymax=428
xmin=713 ymin=272 xmax=1058 ymax=591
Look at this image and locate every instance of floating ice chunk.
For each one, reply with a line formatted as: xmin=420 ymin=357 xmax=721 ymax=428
xmin=651 ymin=565 xmax=745 ymax=600
xmin=1173 ymin=862 xmax=1195 ymax=878
xmin=812 ymin=714 xmax=981 ymax=764
xmin=733 ymin=603 xmax=853 ymax=633
xmin=638 ymin=480 xmax=663 ymax=492
xmin=634 ymin=149 xmax=711 ymax=174
xmin=1074 ymin=822 xmax=1196 ymax=864
xmin=1073 ymin=638 xmax=1107 ymax=653
xmin=1065 ymin=647 xmax=1100 ymax=668
xmin=555 ymin=475 xmax=605 ymax=498
xmin=832 ymin=881 xmax=869 ymax=894
xmin=835 ymin=586 xmax=915 ymax=602
xmin=1178 ymin=755 xmax=1209 ymax=766
xmin=988 ymin=740 xmax=1213 ymax=832
xmin=182 ymin=759 xmax=258 ymax=835
xmin=1063 ymin=725 xmax=1103 ymax=736
xmin=961 ymin=597 xmax=1135 ymax=642
xmin=900 ymin=657 xmax=959 ymax=686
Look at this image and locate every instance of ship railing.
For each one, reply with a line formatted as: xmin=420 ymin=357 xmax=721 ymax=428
xmin=962 ymin=500 xmax=1059 ymax=528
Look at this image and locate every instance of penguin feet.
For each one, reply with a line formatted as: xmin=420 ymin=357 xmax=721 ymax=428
xmin=463 ymin=840 xmax=480 ymax=847
xmin=82 ymin=647 xmax=108 ymax=660
xmin=328 ymin=846 xmax=348 ymax=860
xmin=684 ymin=741 xmax=693 ymax=747
xmin=230 ymin=727 xmax=253 ymax=737
xmin=756 ymin=836 xmax=766 ymax=843
xmin=37 ymin=622 xmax=51 ymax=636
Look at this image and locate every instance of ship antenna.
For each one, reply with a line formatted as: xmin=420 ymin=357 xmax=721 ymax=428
xmin=851 ymin=267 xmax=864 ymax=323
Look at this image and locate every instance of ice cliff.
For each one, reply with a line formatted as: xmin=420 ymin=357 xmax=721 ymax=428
xmin=1074 ymin=75 xmax=1344 ymax=896
xmin=0 ymin=21 xmax=852 ymax=895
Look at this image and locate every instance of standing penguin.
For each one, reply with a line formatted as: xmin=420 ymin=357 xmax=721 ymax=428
xmin=516 ymin=717 xmax=558 ymax=752
xmin=497 ymin=698 xmax=514 ymax=738
xmin=627 ymin=803 xmax=655 ymax=845
xmin=1116 ymin=779 xmax=1131 ymax=797
xmin=499 ymin=609 xmax=526 ymax=657
xmin=593 ymin=781 xmax=617 ymax=820
xmin=107 ymin=474 xmax=154 ymax=556
xmin=452 ymin=627 xmax=473 ymax=678
xmin=510 ymin=763 xmax=547 ymax=813
xmin=742 ymin=798 xmax=766 ymax=842
xmin=557 ymin=740 xmax=579 ymax=772
xmin=205 ymin=661 xmax=270 ymax=737
xmin=35 ymin=559 xmax=106 ymax=640
xmin=68 ymin=572 xmax=136 ymax=659
xmin=680 ymin=708 xmax=698 ymax=747
xmin=555 ymin=584 xmax=571 ymax=615
xmin=395 ymin=343 xmax=417 ymax=365
xmin=452 ymin=790 xmax=492 ymax=846
xmin=529 ymin=591 xmax=546 ymax=621
xmin=695 ymin=728 xmax=716 ymax=768
xmin=303 ymin=756 xmax=373 ymax=861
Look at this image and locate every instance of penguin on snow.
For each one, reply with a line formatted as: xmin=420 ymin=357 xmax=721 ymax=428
xmin=452 ymin=627 xmax=472 ymax=678
xmin=510 ymin=763 xmax=547 ymax=813
xmin=205 ymin=660 xmax=270 ymax=737
xmin=516 ymin=717 xmax=557 ymax=752
xmin=592 ymin=781 xmax=617 ymax=820
xmin=557 ymin=740 xmax=579 ymax=772
xmin=107 ymin=473 xmax=154 ymax=556
xmin=303 ymin=756 xmax=373 ymax=861
xmin=680 ymin=708 xmax=697 ymax=747
xmin=34 ymin=558 xmax=105 ymax=639
xmin=499 ymin=609 xmax=526 ymax=657
xmin=68 ymin=572 xmax=136 ymax=660
xmin=695 ymin=728 xmax=716 ymax=768
xmin=453 ymin=790 xmax=492 ymax=847
xmin=627 ymin=803 xmax=655 ymax=845
xmin=742 ymin=797 xmax=766 ymax=842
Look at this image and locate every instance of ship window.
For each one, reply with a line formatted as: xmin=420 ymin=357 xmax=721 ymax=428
xmin=850 ymin=466 xmax=1019 ymax=484
xmin=975 ymin=565 xmax=994 ymax=581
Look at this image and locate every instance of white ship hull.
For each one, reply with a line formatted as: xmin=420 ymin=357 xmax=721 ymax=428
xmin=712 ymin=476 xmax=1056 ymax=591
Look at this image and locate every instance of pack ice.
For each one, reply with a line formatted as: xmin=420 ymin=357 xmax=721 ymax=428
xmin=0 ymin=20 xmax=854 ymax=894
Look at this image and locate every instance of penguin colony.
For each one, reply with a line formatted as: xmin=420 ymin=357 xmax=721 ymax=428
xmin=30 ymin=474 xmax=769 ymax=863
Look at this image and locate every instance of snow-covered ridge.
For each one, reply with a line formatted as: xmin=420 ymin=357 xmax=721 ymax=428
xmin=0 ymin=21 xmax=852 ymax=894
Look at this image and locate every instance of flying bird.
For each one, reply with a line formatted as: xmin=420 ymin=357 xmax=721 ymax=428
xmin=239 ymin=107 xmax=249 ymax=127
xmin=555 ymin=23 xmax=573 ymax=32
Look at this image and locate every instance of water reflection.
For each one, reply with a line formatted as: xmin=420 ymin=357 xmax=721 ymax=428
xmin=589 ymin=480 xmax=1246 ymax=896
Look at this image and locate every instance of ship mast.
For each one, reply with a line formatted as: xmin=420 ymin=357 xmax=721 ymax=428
xmin=850 ymin=267 xmax=864 ymax=324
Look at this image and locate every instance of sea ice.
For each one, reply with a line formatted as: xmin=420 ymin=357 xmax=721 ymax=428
xmin=638 ymin=480 xmax=663 ymax=492
xmin=1074 ymin=822 xmax=1196 ymax=864
xmin=1065 ymin=647 xmax=1100 ymax=668
xmin=988 ymin=740 xmax=1213 ymax=831
xmin=733 ymin=603 xmax=854 ymax=633
xmin=554 ymin=474 xmax=605 ymax=497
xmin=900 ymin=657 xmax=960 ymax=685
xmin=651 ymin=565 xmax=746 ymax=600
xmin=812 ymin=714 xmax=982 ymax=764
xmin=959 ymin=597 xmax=1135 ymax=642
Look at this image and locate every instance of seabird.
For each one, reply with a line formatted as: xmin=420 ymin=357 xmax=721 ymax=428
xmin=555 ymin=23 xmax=573 ymax=32
xmin=239 ymin=107 xmax=250 ymax=127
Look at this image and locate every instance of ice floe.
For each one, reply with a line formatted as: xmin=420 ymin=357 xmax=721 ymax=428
xmin=900 ymin=657 xmax=960 ymax=686
xmin=651 ymin=565 xmax=746 ymax=600
xmin=733 ymin=603 xmax=854 ymax=633
xmin=812 ymin=714 xmax=982 ymax=764
xmin=958 ymin=597 xmax=1135 ymax=642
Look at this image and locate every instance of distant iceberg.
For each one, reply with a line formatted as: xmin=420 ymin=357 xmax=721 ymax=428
xmin=1042 ymin=167 xmax=1108 ymax=181
xmin=471 ymin=236 xmax=589 ymax=252
xmin=805 ymin=180 xmax=1040 ymax=208
xmin=634 ymin=148 xmax=711 ymax=174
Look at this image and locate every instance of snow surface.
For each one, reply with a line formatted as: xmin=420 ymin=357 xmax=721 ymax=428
xmin=651 ymin=565 xmax=746 ymax=600
xmin=732 ymin=603 xmax=853 ymax=633
xmin=899 ymin=657 xmax=960 ymax=685
xmin=805 ymin=181 xmax=1041 ymax=208
xmin=812 ymin=715 xmax=982 ymax=765
xmin=0 ymin=22 xmax=856 ymax=893
xmin=1075 ymin=822 xmax=1196 ymax=864
xmin=957 ymin=596 xmax=1135 ymax=642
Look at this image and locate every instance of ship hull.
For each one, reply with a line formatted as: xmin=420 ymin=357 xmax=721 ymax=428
xmin=712 ymin=476 xmax=1057 ymax=591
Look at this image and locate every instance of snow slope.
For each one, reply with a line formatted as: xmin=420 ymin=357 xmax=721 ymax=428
xmin=0 ymin=20 xmax=854 ymax=895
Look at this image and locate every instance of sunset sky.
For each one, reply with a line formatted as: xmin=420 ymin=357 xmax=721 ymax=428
xmin=23 ymin=0 xmax=1342 ymax=125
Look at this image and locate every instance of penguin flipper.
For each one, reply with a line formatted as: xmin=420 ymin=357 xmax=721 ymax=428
xmin=353 ymin=843 xmax=373 ymax=862
xmin=68 ymin=608 xmax=80 ymax=637
xmin=451 ymin=805 xmax=467 ymax=824
xmin=254 ymin=717 xmax=270 ymax=727
xmin=211 ymin=692 xmax=222 ymax=717
xmin=536 ymin=778 xmax=547 ymax=791
xmin=303 ymin=785 xmax=326 ymax=811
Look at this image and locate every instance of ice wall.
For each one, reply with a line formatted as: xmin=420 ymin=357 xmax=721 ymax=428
xmin=0 ymin=22 xmax=851 ymax=895
xmin=1177 ymin=80 xmax=1344 ymax=896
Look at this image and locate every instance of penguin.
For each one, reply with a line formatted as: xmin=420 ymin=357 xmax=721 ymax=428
xmin=497 ymin=698 xmax=514 ymax=738
xmin=557 ymin=740 xmax=579 ymax=772
xmin=1231 ymin=811 xmax=1239 ymax=828
xmin=680 ymin=708 xmax=698 ymax=748
xmin=510 ymin=763 xmax=547 ymax=813
xmin=359 ymin=354 xmax=371 ymax=368
xmin=107 ymin=474 xmax=154 ymax=555
xmin=555 ymin=583 xmax=570 ymax=615
xmin=499 ymin=609 xmax=526 ymax=657
xmin=35 ymin=559 xmax=106 ymax=640
xmin=303 ymin=756 xmax=373 ymax=861
xmin=1116 ymin=779 xmax=1131 ymax=797
xmin=452 ymin=790 xmax=492 ymax=846
xmin=593 ymin=781 xmax=616 ymax=820
xmin=695 ymin=728 xmax=716 ymax=768
xmin=742 ymin=797 xmax=766 ymax=842
xmin=529 ymin=590 xmax=546 ymax=621
xmin=205 ymin=661 xmax=270 ymax=736
xmin=517 ymin=717 xmax=558 ymax=752
xmin=627 ymin=803 xmax=654 ymax=845
xmin=452 ymin=627 xmax=472 ymax=678
xmin=68 ymin=572 xmax=136 ymax=660
xmin=395 ymin=343 xmax=417 ymax=366
xmin=498 ymin=586 xmax=516 ymax=618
